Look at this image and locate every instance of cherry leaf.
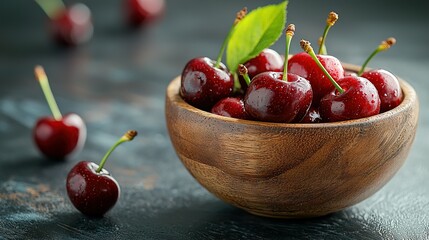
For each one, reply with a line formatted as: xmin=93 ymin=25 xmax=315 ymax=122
xmin=226 ymin=1 xmax=287 ymax=73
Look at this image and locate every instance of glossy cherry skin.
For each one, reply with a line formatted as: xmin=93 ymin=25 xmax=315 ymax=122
xmin=239 ymin=49 xmax=284 ymax=91
xmin=50 ymin=3 xmax=93 ymax=46
xmin=211 ymin=97 xmax=250 ymax=120
xmin=66 ymin=161 xmax=120 ymax=217
xmin=288 ymin=52 xmax=344 ymax=105
xmin=181 ymin=57 xmax=234 ymax=110
xmin=33 ymin=113 xmax=86 ymax=160
xmin=125 ymin=0 xmax=165 ymax=26
xmin=319 ymin=76 xmax=381 ymax=122
xmin=300 ymin=106 xmax=322 ymax=123
xmin=361 ymin=69 xmax=402 ymax=112
xmin=244 ymin=72 xmax=312 ymax=123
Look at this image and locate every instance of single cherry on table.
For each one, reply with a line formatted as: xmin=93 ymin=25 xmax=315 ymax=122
xmin=180 ymin=8 xmax=247 ymax=110
xmin=66 ymin=130 xmax=137 ymax=217
xmin=244 ymin=24 xmax=313 ymax=123
xmin=33 ymin=66 xmax=86 ymax=160
xmin=36 ymin=0 xmax=93 ymax=46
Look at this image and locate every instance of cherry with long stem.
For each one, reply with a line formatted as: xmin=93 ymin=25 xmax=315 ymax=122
xmin=33 ymin=65 xmax=86 ymax=159
xmin=244 ymin=24 xmax=312 ymax=123
xmin=358 ymin=37 xmax=396 ymax=76
xmin=96 ymin=130 xmax=138 ymax=173
xmin=215 ymin=7 xmax=247 ymax=68
xmin=66 ymin=130 xmax=137 ymax=216
xmin=300 ymin=39 xmax=344 ymax=94
xmin=34 ymin=65 xmax=62 ymax=121
xmin=318 ymin=12 xmax=338 ymax=55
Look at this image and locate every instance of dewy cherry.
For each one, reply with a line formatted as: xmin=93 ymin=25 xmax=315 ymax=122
xmin=244 ymin=24 xmax=313 ymax=123
xmin=33 ymin=66 xmax=86 ymax=160
xmin=66 ymin=130 xmax=137 ymax=217
xmin=300 ymin=40 xmax=381 ymax=122
xmin=288 ymin=12 xmax=344 ymax=105
xmin=36 ymin=0 xmax=93 ymax=46
xmin=359 ymin=38 xmax=402 ymax=112
xmin=180 ymin=8 xmax=247 ymax=110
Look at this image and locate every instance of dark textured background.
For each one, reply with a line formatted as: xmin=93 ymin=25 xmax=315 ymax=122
xmin=0 ymin=0 xmax=428 ymax=239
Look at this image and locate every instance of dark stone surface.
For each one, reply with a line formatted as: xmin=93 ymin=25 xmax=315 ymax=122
xmin=0 ymin=0 xmax=428 ymax=239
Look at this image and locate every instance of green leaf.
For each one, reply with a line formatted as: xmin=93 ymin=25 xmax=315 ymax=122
xmin=226 ymin=1 xmax=288 ymax=73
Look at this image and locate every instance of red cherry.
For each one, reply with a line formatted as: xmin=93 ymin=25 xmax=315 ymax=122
xmin=288 ymin=52 xmax=344 ymax=105
xmin=361 ymin=69 xmax=402 ymax=112
xmin=211 ymin=97 xmax=250 ymax=120
xmin=33 ymin=66 xmax=86 ymax=159
xmin=50 ymin=3 xmax=93 ymax=46
xmin=357 ymin=38 xmax=401 ymax=112
xmin=320 ymin=76 xmax=380 ymax=122
xmin=288 ymin=12 xmax=342 ymax=105
xmin=180 ymin=57 xmax=234 ymax=110
xmin=239 ymin=48 xmax=284 ymax=91
xmin=244 ymin=72 xmax=312 ymax=122
xmin=125 ymin=0 xmax=165 ymax=27
xmin=180 ymin=8 xmax=247 ymax=110
xmin=66 ymin=161 xmax=120 ymax=217
xmin=244 ymin=25 xmax=313 ymax=123
xmin=66 ymin=130 xmax=137 ymax=217
xmin=34 ymin=113 xmax=86 ymax=159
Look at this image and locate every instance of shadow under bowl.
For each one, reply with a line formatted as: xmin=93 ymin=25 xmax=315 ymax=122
xmin=165 ymin=63 xmax=419 ymax=218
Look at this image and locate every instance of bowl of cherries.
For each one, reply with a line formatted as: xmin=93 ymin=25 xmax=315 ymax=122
xmin=165 ymin=3 xmax=419 ymax=218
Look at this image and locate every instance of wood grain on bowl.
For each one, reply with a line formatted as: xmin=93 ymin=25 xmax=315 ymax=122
xmin=165 ymin=64 xmax=419 ymax=218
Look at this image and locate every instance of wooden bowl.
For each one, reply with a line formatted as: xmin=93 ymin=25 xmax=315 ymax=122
xmin=165 ymin=64 xmax=419 ymax=218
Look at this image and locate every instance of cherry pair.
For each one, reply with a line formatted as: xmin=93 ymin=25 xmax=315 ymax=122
xmin=33 ymin=66 xmax=137 ymax=217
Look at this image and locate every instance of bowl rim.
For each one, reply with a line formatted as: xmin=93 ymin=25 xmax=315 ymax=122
xmin=167 ymin=62 xmax=418 ymax=128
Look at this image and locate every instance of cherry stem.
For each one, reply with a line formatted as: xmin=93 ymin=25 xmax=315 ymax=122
xmin=34 ymin=66 xmax=62 ymax=121
xmin=318 ymin=12 xmax=338 ymax=55
xmin=300 ymin=40 xmax=344 ymax=94
xmin=358 ymin=37 xmax=396 ymax=76
xmin=215 ymin=7 xmax=247 ymax=68
xmin=283 ymin=24 xmax=295 ymax=81
xmin=35 ymin=0 xmax=66 ymax=19
xmin=238 ymin=64 xmax=251 ymax=86
xmin=96 ymin=130 xmax=138 ymax=173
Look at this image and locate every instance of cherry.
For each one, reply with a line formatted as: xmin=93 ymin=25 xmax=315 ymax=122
xmin=211 ymin=97 xmax=250 ymax=120
xmin=319 ymin=76 xmax=381 ymax=122
xmin=244 ymin=25 xmax=313 ymax=123
xmin=288 ymin=12 xmax=344 ymax=105
xmin=66 ymin=130 xmax=137 ymax=217
xmin=180 ymin=8 xmax=247 ymax=110
xmin=358 ymin=38 xmax=402 ymax=112
xmin=300 ymin=40 xmax=380 ymax=122
xmin=125 ymin=0 xmax=165 ymax=27
xmin=33 ymin=66 xmax=86 ymax=159
xmin=181 ymin=58 xmax=234 ymax=110
xmin=36 ymin=0 xmax=93 ymax=46
xmin=238 ymin=48 xmax=284 ymax=92
xmin=361 ymin=69 xmax=402 ymax=112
